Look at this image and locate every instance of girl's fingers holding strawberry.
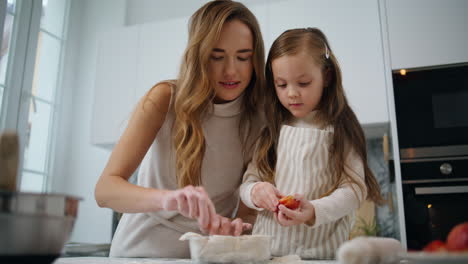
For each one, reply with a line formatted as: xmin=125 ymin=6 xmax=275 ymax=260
xmin=278 ymin=204 xmax=300 ymax=220
xmin=277 ymin=211 xmax=291 ymax=226
xmin=257 ymin=187 xmax=274 ymax=210
xmin=293 ymin=193 xmax=304 ymax=201
xmin=275 ymin=188 xmax=285 ymax=198
xmin=268 ymin=192 xmax=279 ymax=212
xmin=265 ymin=186 xmax=280 ymax=210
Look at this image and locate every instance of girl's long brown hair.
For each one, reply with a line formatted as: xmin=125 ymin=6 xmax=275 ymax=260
xmin=172 ymin=0 xmax=266 ymax=187
xmin=257 ymin=28 xmax=383 ymax=204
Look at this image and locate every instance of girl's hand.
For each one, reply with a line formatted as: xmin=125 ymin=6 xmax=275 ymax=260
xmin=162 ymin=185 xmax=218 ymax=232
xmin=251 ymin=182 xmax=284 ymax=212
xmin=275 ymin=194 xmax=315 ymax=227
xmin=204 ymin=214 xmax=252 ymax=236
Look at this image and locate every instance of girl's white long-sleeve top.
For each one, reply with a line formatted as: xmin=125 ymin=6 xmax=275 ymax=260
xmin=240 ymin=112 xmax=367 ymax=259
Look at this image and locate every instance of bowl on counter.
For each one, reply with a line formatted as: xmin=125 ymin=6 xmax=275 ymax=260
xmin=0 ymin=191 xmax=81 ymax=264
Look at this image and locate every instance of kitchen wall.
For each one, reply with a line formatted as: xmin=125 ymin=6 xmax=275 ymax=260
xmin=52 ymin=0 xmax=126 ymax=243
xmin=125 ymin=0 xmax=269 ymax=26
xmin=125 ymin=0 xmax=208 ymax=25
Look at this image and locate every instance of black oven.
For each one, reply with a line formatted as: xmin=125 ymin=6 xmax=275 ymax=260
xmin=393 ymin=63 xmax=468 ymax=159
xmin=401 ymin=157 xmax=468 ymax=250
xmin=403 ymin=181 xmax=468 ymax=250
xmin=393 ymin=63 xmax=468 ymax=249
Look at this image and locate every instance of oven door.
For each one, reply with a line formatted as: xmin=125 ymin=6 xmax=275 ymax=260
xmin=403 ymin=182 xmax=468 ymax=250
xmin=393 ymin=64 xmax=468 ymax=158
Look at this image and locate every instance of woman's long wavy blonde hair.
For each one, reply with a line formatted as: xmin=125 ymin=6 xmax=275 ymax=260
xmin=173 ymin=0 xmax=265 ymax=187
xmin=256 ymin=28 xmax=383 ymax=204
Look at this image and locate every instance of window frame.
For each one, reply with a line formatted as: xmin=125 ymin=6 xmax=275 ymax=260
xmin=0 ymin=0 xmax=70 ymax=191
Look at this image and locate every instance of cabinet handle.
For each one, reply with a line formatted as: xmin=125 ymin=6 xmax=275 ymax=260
xmin=415 ymin=186 xmax=468 ymax=195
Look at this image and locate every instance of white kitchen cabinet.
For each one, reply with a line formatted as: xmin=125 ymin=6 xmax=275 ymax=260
xmin=135 ymin=17 xmax=189 ymax=101
xmin=385 ymin=0 xmax=468 ymax=70
xmin=266 ymin=0 xmax=389 ymax=125
xmin=245 ymin=0 xmax=269 ymax=57
xmin=91 ymin=26 xmax=140 ymax=148
xmin=91 ymin=17 xmax=190 ymax=149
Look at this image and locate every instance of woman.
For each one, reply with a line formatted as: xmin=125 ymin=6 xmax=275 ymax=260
xmin=94 ymin=0 xmax=266 ymax=258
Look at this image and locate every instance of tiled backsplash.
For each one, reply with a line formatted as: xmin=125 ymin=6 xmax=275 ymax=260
xmin=367 ymin=137 xmax=399 ymax=239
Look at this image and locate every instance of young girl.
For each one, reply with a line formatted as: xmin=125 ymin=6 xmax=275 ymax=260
xmin=95 ymin=0 xmax=266 ymax=258
xmin=240 ymin=28 xmax=383 ymax=259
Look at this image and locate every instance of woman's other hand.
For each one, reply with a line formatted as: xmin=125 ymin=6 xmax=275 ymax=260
xmin=275 ymin=194 xmax=316 ymax=227
xmin=203 ymin=215 xmax=252 ymax=236
xmin=162 ymin=185 xmax=218 ymax=232
xmin=251 ymin=182 xmax=283 ymax=212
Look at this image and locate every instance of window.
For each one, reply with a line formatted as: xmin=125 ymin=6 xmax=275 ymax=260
xmin=21 ymin=0 xmax=69 ymax=192
xmin=0 ymin=0 xmax=69 ymax=192
xmin=0 ymin=0 xmax=16 ymax=113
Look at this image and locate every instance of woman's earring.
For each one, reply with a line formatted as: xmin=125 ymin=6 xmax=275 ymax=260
xmin=325 ymin=44 xmax=330 ymax=59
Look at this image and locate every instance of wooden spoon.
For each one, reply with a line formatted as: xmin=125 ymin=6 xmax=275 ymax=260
xmin=0 ymin=132 xmax=19 ymax=191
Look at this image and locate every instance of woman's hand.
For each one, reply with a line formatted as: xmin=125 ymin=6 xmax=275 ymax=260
xmin=275 ymin=194 xmax=315 ymax=227
xmin=203 ymin=214 xmax=252 ymax=236
xmin=251 ymin=182 xmax=284 ymax=212
xmin=162 ymin=185 xmax=218 ymax=232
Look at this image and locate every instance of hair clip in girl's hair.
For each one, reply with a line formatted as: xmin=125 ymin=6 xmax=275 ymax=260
xmin=304 ymin=27 xmax=330 ymax=59
xmin=325 ymin=43 xmax=330 ymax=59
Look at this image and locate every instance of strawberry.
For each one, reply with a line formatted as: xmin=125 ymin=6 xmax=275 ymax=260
xmin=423 ymin=240 xmax=447 ymax=252
xmin=277 ymin=195 xmax=300 ymax=211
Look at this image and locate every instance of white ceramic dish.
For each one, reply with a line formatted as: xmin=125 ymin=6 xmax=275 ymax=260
xmin=400 ymin=251 xmax=468 ymax=264
xmin=180 ymin=232 xmax=272 ymax=264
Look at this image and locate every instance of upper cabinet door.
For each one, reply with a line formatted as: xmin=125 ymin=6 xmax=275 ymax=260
xmin=267 ymin=0 xmax=388 ymax=124
xmin=386 ymin=0 xmax=468 ymax=69
xmin=91 ymin=26 xmax=140 ymax=148
xmin=135 ymin=17 xmax=189 ymax=101
xmin=243 ymin=0 xmax=269 ymax=57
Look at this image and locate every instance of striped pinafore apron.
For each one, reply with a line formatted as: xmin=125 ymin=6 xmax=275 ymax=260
xmin=252 ymin=125 xmax=353 ymax=259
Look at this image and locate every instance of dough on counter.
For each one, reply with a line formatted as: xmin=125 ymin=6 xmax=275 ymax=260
xmin=179 ymin=232 xmax=271 ymax=263
xmin=336 ymin=236 xmax=403 ymax=264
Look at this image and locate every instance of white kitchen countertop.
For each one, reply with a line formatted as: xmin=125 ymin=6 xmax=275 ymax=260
xmin=54 ymin=257 xmax=338 ymax=264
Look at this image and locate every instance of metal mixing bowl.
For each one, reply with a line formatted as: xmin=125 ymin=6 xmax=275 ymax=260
xmin=0 ymin=191 xmax=80 ymax=257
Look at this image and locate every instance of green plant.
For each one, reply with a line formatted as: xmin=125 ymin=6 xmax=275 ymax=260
xmin=354 ymin=216 xmax=380 ymax=236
